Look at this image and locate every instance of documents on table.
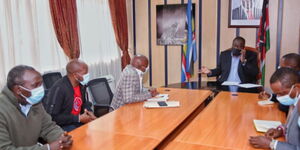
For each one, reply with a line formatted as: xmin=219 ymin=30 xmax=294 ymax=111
xmin=147 ymin=94 xmax=169 ymax=101
xmin=253 ymin=119 xmax=282 ymax=132
xmin=221 ymin=81 xmax=240 ymax=86
xmin=143 ymin=101 xmax=180 ymax=108
xmin=238 ymin=83 xmax=262 ymax=88
xmin=221 ymin=82 xmax=263 ymax=88
xmin=258 ymin=100 xmax=274 ymax=106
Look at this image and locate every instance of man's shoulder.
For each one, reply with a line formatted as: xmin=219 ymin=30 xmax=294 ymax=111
xmin=122 ymin=66 xmax=138 ymax=77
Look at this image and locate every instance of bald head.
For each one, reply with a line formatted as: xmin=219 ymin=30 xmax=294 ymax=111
xmin=66 ymin=59 xmax=88 ymax=74
xmin=131 ymin=55 xmax=149 ymax=72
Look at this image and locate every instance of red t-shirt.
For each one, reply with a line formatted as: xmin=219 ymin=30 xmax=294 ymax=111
xmin=71 ymin=86 xmax=83 ymax=115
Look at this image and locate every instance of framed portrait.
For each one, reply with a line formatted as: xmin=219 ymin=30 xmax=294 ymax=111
xmin=156 ymin=4 xmax=195 ymax=45
xmin=229 ymin=0 xmax=263 ymax=27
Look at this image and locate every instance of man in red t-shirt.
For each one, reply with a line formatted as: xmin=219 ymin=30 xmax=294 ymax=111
xmin=46 ymin=59 xmax=96 ymax=131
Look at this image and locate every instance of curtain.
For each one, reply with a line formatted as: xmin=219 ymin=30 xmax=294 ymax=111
xmin=109 ymin=0 xmax=131 ymax=69
xmin=49 ymin=0 xmax=80 ymax=59
xmin=76 ymin=0 xmax=122 ymax=82
xmin=0 ymin=0 xmax=68 ymax=89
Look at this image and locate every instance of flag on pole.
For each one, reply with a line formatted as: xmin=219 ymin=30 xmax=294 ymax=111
xmin=256 ymin=0 xmax=270 ymax=86
xmin=181 ymin=0 xmax=197 ymax=82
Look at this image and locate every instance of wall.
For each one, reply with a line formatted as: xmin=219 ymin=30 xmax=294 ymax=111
xmin=128 ymin=0 xmax=300 ymax=89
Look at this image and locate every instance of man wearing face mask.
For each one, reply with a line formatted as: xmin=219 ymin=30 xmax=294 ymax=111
xmin=46 ymin=59 xmax=96 ymax=132
xmin=200 ymin=36 xmax=259 ymax=84
xmin=0 ymin=65 xmax=73 ymax=150
xmin=110 ymin=55 xmax=159 ymax=110
xmin=249 ymin=68 xmax=300 ymax=149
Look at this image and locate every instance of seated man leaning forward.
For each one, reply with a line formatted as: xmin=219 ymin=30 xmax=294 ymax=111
xmin=46 ymin=59 xmax=96 ymax=132
xmin=0 ymin=65 xmax=72 ymax=150
xmin=249 ymin=68 xmax=300 ymax=149
xmin=110 ymin=55 xmax=159 ymax=110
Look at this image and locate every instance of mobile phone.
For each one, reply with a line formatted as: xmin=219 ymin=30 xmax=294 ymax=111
xmin=157 ymin=101 xmax=168 ymax=106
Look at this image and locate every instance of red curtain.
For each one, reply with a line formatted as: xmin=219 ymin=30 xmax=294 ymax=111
xmin=49 ymin=0 xmax=80 ymax=59
xmin=109 ymin=0 xmax=131 ymax=69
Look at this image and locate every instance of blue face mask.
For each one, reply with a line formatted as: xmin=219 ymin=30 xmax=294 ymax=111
xmin=20 ymin=85 xmax=45 ymax=105
xmin=78 ymin=73 xmax=90 ymax=85
xmin=276 ymin=85 xmax=298 ymax=106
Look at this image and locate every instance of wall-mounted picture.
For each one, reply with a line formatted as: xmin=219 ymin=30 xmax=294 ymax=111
xmin=156 ymin=4 xmax=195 ymax=45
xmin=229 ymin=0 xmax=263 ymax=27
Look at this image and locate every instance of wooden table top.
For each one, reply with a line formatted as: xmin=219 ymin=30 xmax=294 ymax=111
xmin=69 ymin=88 xmax=212 ymax=150
xmin=164 ymin=92 xmax=286 ymax=150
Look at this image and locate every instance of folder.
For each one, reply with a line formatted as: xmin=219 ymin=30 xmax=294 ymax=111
xmin=253 ymin=119 xmax=282 ymax=132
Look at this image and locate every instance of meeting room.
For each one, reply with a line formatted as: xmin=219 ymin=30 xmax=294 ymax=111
xmin=0 ymin=0 xmax=299 ymax=149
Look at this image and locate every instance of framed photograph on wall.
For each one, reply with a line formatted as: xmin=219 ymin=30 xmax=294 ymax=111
xmin=156 ymin=4 xmax=195 ymax=45
xmin=229 ymin=0 xmax=263 ymax=27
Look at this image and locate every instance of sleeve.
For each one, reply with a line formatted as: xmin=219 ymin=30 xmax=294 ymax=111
xmin=209 ymin=52 xmax=223 ymax=77
xmin=0 ymin=114 xmax=48 ymax=150
xmin=121 ymin=74 xmax=152 ymax=104
xmin=47 ymin=86 xmax=79 ymax=126
xmin=39 ymin=104 xmax=64 ymax=143
xmin=276 ymin=141 xmax=300 ymax=150
xmin=240 ymin=52 xmax=259 ymax=79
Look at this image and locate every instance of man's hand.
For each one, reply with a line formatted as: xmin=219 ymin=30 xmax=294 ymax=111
xmin=258 ymin=91 xmax=271 ymax=100
xmin=265 ymin=128 xmax=283 ymax=139
xmin=149 ymin=88 xmax=159 ymax=97
xmin=249 ymin=136 xmax=272 ymax=149
xmin=85 ymin=109 xmax=97 ymax=120
xmin=49 ymin=132 xmax=73 ymax=150
xmin=199 ymin=66 xmax=211 ymax=74
xmin=240 ymin=49 xmax=246 ymax=63
xmin=79 ymin=109 xmax=95 ymax=123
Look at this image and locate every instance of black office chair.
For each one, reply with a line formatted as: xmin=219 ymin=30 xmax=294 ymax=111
xmin=87 ymin=78 xmax=113 ymax=117
xmin=42 ymin=72 xmax=62 ymax=90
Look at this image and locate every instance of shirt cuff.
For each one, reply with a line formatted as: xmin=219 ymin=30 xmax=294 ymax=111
xmin=47 ymin=144 xmax=50 ymax=150
xmin=269 ymin=139 xmax=278 ymax=150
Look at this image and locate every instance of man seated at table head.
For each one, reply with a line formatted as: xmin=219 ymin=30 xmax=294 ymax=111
xmin=199 ymin=36 xmax=259 ymax=84
xmin=0 ymin=65 xmax=72 ymax=150
xmin=249 ymin=67 xmax=300 ymax=149
xmin=110 ymin=55 xmax=159 ymax=110
xmin=45 ymin=59 xmax=96 ymax=132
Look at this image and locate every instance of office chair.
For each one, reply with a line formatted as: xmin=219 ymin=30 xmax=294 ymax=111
xmin=42 ymin=72 xmax=62 ymax=90
xmin=87 ymin=77 xmax=113 ymax=117
xmin=245 ymin=46 xmax=260 ymax=83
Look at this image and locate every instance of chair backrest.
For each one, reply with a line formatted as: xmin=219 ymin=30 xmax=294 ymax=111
xmin=245 ymin=46 xmax=260 ymax=83
xmin=42 ymin=72 xmax=62 ymax=90
xmin=87 ymin=78 xmax=113 ymax=106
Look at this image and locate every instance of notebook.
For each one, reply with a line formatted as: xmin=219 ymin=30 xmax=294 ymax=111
xmin=143 ymin=101 xmax=180 ymax=108
xmin=253 ymin=119 xmax=282 ymax=132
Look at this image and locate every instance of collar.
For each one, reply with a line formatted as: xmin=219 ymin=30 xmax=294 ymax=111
xmin=19 ymin=104 xmax=32 ymax=117
xmin=134 ymin=68 xmax=144 ymax=77
xmin=2 ymin=86 xmax=20 ymax=108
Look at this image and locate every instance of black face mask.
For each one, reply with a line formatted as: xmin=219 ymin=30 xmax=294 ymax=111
xmin=232 ymin=48 xmax=241 ymax=56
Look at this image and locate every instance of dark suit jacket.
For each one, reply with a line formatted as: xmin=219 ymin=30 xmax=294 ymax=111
xmin=45 ymin=76 xmax=92 ymax=126
xmin=208 ymin=49 xmax=259 ymax=84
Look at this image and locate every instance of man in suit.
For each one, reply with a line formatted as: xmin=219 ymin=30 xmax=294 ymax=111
xmin=259 ymin=53 xmax=300 ymax=114
xmin=249 ymin=68 xmax=300 ymax=149
xmin=0 ymin=65 xmax=72 ymax=150
xmin=232 ymin=0 xmax=262 ymax=20
xmin=200 ymin=36 xmax=259 ymax=84
xmin=46 ymin=59 xmax=96 ymax=132
xmin=110 ymin=55 xmax=159 ymax=110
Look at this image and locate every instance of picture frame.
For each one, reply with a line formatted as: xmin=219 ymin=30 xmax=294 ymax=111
xmin=228 ymin=0 xmax=263 ymax=28
xmin=156 ymin=4 xmax=195 ymax=45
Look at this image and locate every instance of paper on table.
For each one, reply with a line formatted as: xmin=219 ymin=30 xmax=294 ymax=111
xmin=238 ymin=83 xmax=262 ymax=88
xmin=221 ymin=81 xmax=240 ymax=86
xmin=147 ymin=94 xmax=169 ymax=102
xmin=258 ymin=100 xmax=274 ymax=106
xmin=143 ymin=101 xmax=180 ymax=108
xmin=253 ymin=119 xmax=282 ymax=132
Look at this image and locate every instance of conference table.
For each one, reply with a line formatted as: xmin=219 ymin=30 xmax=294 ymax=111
xmin=163 ymin=92 xmax=286 ymax=150
xmin=69 ymin=88 xmax=212 ymax=150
